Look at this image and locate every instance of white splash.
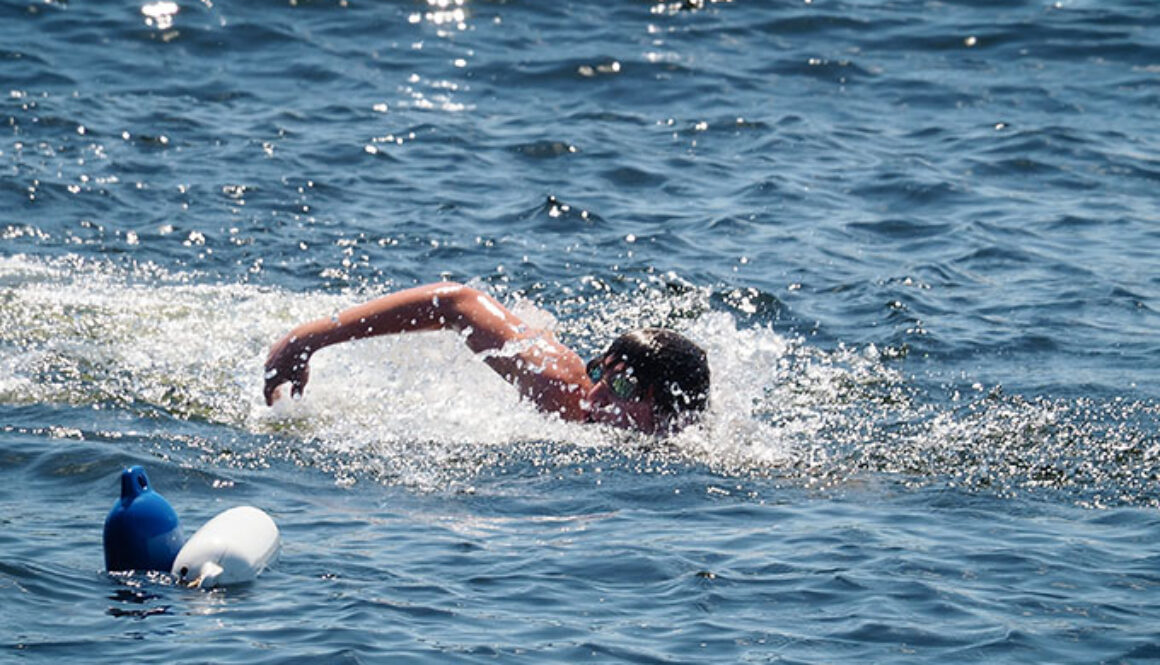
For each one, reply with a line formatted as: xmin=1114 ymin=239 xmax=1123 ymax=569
xmin=7 ymin=254 xmax=1143 ymax=504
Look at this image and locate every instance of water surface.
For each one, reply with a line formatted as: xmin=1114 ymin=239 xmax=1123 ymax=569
xmin=2 ymin=0 xmax=1159 ymax=662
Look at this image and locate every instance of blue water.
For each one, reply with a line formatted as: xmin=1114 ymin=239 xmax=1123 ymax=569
xmin=2 ymin=0 xmax=1159 ymax=661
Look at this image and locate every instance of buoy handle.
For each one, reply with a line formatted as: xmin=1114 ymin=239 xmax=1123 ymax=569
xmin=120 ymin=465 xmax=152 ymax=502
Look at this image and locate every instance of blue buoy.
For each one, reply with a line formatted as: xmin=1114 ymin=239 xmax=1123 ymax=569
xmin=103 ymin=466 xmax=184 ymax=573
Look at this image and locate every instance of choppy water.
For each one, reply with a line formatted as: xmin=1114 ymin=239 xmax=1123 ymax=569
xmin=2 ymin=0 xmax=1159 ymax=662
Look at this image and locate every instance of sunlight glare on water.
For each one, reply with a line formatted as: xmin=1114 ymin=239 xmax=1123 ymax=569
xmin=141 ymin=2 xmax=179 ymax=31
xmin=3 ymin=0 xmax=1160 ymax=660
xmin=3 ymin=254 xmax=1156 ymax=506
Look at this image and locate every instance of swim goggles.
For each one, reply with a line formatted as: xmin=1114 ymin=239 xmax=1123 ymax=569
xmin=586 ymin=356 xmax=641 ymax=401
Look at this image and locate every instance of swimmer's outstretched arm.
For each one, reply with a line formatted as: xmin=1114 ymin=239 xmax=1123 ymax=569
xmin=263 ymin=282 xmax=591 ymax=419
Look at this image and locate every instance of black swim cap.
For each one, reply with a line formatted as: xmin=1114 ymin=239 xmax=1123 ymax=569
xmin=603 ymin=328 xmax=710 ymax=429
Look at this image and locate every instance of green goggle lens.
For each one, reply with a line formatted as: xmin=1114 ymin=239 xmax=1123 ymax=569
xmin=587 ymin=357 xmax=639 ymax=400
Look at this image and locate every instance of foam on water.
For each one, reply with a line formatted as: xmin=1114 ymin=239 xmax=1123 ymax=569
xmin=2 ymin=254 xmax=1156 ymax=505
xmin=4 ymin=1 xmax=1160 ymax=660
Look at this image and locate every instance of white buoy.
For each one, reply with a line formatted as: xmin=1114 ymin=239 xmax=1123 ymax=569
xmin=171 ymin=506 xmax=281 ymax=588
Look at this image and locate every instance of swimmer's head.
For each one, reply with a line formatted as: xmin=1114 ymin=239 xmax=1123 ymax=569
xmin=598 ymin=328 xmax=710 ymax=433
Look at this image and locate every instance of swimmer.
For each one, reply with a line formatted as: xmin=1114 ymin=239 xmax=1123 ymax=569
xmin=263 ymin=282 xmax=710 ymax=434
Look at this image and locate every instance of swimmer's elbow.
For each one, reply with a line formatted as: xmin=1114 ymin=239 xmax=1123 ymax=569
xmin=424 ymin=282 xmax=489 ymax=336
xmin=431 ymin=281 xmax=468 ymax=295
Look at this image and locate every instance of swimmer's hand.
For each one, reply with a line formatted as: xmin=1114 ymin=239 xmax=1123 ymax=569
xmin=263 ymin=334 xmax=312 ymax=406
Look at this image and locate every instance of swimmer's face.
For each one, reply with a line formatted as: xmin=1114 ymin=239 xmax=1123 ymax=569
xmin=584 ymin=354 xmax=658 ymax=434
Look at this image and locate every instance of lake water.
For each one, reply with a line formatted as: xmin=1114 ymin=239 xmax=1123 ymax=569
xmin=2 ymin=0 xmax=1159 ymax=662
